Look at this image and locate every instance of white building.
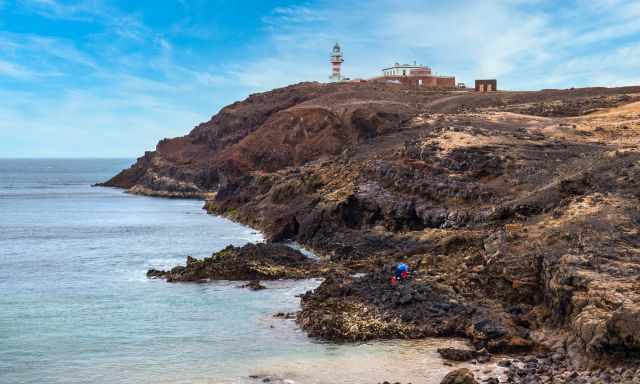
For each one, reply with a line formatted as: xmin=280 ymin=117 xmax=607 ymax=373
xmin=382 ymin=62 xmax=432 ymax=77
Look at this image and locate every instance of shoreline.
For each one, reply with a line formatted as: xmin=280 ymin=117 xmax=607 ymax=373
xmin=112 ymin=185 xmax=535 ymax=383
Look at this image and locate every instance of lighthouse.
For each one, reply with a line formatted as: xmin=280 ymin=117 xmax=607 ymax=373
xmin=329 ymin=42 xmax=344 ymax=82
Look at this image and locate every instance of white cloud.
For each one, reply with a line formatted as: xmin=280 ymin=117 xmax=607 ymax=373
xmin=0 ymin=32 xmax=98 ymax=84
xmin=266 ymin=5 xmax=328 ymax=24
xmin=377 ymin=2 xmax=555 ymax=79
xmin=19 ymin=0 xmax=100 ymax=21
xmin=0 ymin=2 xmax=244 ymax=157
xmin=546 ymin=41 xmax=640 ymax=87
xmin=234 ymin=1 xmax=558 ymax=90
xmin=169 ymin=18 xmax=215 ymax=40
xmin=28 ymin=35 xmax=98 ymax=68
xmin=0 ymin=59 xmax=35 ymax=79
xmin=0 ymin=84 xmax=208 ymax=158
xmin=233 ymin=0 xmax=640 ymax=91
xmin=18 ymin=0 xmax=150 ymax=41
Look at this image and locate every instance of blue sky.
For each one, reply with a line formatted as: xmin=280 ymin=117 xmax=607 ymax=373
xmin=1 ymin=0 xmax=639 ymax=158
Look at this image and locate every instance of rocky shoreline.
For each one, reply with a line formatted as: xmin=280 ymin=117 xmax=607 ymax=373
xmin=152 ymin=242 xmax=640 ymax=383
xmin=103 ymin=82 xmax=640 ymax=382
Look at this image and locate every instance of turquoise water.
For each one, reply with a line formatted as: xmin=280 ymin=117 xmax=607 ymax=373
xmin=0 ymin=159 xmax=491 ymax=384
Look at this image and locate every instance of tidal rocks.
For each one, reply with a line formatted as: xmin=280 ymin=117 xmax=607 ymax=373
xmin=273 ymin=312 xmax=296 ymax=319
xmin=437 ymin=348 xmax=484 ymax=362
xmin=297 ymin=270 xmax=469 ymax=341
xmin=240 ymin=280 xmax=267 ymax=290
xmin=440 ymin=368 xmax=478 ymax=384
xmin=146 ymin=243 xmax=320 ymax=282
xmin=248 ymin=374 xmax=296 ymax=384
xmin=297 ymin=266 xmax=534 ymax=352
xmin=495 ymin=352 xmax=640 ymax=384
xmin=466 ymin=316 xmax=534 ymax=353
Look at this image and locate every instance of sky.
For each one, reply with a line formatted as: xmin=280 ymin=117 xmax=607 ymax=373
xmin=1 ymin=0 xmax=640 ymax=158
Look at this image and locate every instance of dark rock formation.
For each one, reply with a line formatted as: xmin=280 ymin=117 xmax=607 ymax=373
xmin=147 ymin=243 xmax=322 ymax=282
xmin=240 ymin=280 xmax=267 ymax=290
xmin=273 ymin=312 xmax=296 ymax=319
xmin=437 ymin=348 xmax=485 ymax=362
xmin=296 ymin=265 xmax=534 ymax=352
xmin=440 ymin=368 xmax=478 ymax=384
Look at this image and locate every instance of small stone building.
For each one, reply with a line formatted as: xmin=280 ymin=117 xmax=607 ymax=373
xmin=475 ymin=79 xmax=497 ymax=92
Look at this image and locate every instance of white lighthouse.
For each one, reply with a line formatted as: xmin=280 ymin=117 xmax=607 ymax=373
xmin=329 ymin=42 xmax=344 ymax=82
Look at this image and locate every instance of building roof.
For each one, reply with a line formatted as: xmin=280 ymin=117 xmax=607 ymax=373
xmin=382 ymin=62 xmax=430 ymax=71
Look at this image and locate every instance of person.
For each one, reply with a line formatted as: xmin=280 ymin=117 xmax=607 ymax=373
xmin=390 ymin=263 xmax=409 ymax=285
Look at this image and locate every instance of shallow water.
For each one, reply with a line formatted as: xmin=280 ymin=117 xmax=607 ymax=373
xmin=0 ymin=159 xmax=502 ymax=384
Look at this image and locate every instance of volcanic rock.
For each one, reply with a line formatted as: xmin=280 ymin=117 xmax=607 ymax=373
xmin=437 ymin=348 xmax=482 ymax=362
xmin=440 ymin=368 xmax=478 ymax=384
xmin=146 ymin=243 xmax=321 ymax=282
xmin=241 ymin=280 xmax=267 ymax=290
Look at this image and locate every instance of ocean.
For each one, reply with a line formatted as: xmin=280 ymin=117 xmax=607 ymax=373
xmin=0 ymin=159 xmax=487 ymax=384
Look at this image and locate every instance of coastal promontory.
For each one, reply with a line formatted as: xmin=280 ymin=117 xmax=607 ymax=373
xmin=103 ymin=81 xmax=640 ymax=381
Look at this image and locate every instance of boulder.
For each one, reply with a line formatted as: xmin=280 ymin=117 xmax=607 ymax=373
xmin=440 ymin=368 xmax=478 ymax=384
xmin=437 ymin=348 xmax=478 ymax=362
xmin=241 ymin=280 xmax=267 ymax=290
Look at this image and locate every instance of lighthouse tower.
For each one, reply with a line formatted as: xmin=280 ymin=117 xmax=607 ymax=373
xmin=329 ymin=42 xmax=344 ymax=82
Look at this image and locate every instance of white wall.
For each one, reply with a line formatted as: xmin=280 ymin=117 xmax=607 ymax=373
xmin=383 ymin=66 xmax=427 ymax=76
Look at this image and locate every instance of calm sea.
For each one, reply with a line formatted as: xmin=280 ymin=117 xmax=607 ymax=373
xmin=0 ymin=159 xmax=487 ymax=384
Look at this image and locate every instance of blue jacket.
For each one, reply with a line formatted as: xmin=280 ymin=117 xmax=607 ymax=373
xmin=395 ymin=263 xmax=408 ymax=279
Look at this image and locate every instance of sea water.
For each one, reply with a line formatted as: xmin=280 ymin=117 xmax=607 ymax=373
xmin=0 ymin=159 xmax=499 ymax=384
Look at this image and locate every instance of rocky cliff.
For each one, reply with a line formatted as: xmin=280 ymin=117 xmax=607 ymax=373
xmin=103 ymin=81 xmax=640 ymax=379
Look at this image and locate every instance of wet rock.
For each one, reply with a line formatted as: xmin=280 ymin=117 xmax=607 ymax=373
xmin=240 ymin=280 xmax=267 ymax=290
xmin=297 ymin=268 xmax=478 ymax=341
xmin=497 ymin=359 xmax=512 ymax=367
xmin=470 ymin=319 xmax=507 ymax=340
xmin=476 ymin=353 xmax=491 ymax=364
xmin=146 ymin=269 xmax=165 ymax=278
xmin=440 ymin=368 xmax=478 ymax=384
xmin=147 ymin=243 xmax=321 ymax=282
xmin=437 ymin=348 xmax=481 ymax=362
xmin=274 ymin=312 xmax=297 ymax=319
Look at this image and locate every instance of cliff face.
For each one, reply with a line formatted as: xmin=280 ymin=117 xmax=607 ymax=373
xmin=103 ymin=82 xmax=638 ymax=196
xmin=105 ymin=81 xmax=640 ymax=366
xmin=101 ymin=81 xmax=448 ymax=195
